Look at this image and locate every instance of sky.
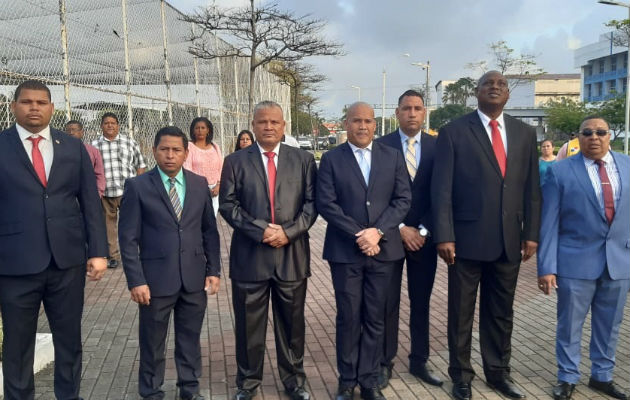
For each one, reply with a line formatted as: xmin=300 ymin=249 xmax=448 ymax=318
xmin=175 ymin=0 xmax=626 ymax=119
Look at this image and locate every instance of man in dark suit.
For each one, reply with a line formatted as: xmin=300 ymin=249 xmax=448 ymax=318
xmin=0 ymin=80 xmax=108 ymax=400
xmin=538 ymin=116 xmax=630 ymax=400
xmin=376 ymin=90 xmax=442 ymax=389
xmin=119 ymin=126 xmax=221 ymax=400
xmin=219 ymin=101 xmax=317 ymax=400
xmin=317 ymin=102 xmax=411 ymax=400
xmin=431 ymin=71 xmax=541 ymax=400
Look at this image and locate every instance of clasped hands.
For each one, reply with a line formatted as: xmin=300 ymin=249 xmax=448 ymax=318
xmin=130 ymin=276 xmax=220 ymax=306
xmin=262 ymin=223 xmax=289 ymax=248
xmin=356 ymin=227 xmax=381 ymax=257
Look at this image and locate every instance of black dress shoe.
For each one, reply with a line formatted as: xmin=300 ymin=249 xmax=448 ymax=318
xmin=285 ymin=386 xmax=311 ymax=400
xmin=588 ymin=378 xmax=628 ymax=400
xmin=336 ymin=385 xmax=354 ymax=400
xmin=487 ymin=378 xmax=526 ymax=399
xmin=452 ymin=382 xmax=472 ymax=400
xmin=552 ymin=381 xmax=575 ymax=400
xmin=409 ymin=363 xmax=443 ymax=387
xmin=360 ymin=386 xmax=386 ymax=400
xmin=377 ymin=364 xmax=393 ymax=389
xmin=233 ymin=388 xmax=255 ymax=400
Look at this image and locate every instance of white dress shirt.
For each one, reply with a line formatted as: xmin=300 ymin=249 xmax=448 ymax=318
xmin=257 ymin=142 xmax=281 ymax=178
xmin=16 ymin=123 xmax=54 ymax=178
xmin=477 ymin=109 xmax=508 ymax=155
xmin=583 ymin=151 xmax=621 ymax=210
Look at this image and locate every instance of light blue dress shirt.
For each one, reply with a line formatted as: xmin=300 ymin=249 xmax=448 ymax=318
xmin=158 ymin=167 xmax=186 ymax=206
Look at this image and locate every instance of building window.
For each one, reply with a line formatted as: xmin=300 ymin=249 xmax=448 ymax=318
xmin=599 ymin=59 xmax=605 ymax=73
xmin=586 ymin=84 xmax=592 ymax=99
xmin=596 ymin=82 xmax=603 ymax=96
xmin=609 ymin=80 xmax=616 ymax=93
xmin=624 ymin=78 xmax=627 ymax=94
xmin=611 ymin=56 xmax=617 ymax=71
xmin=587 ymin=65 xmax=593 ymax=76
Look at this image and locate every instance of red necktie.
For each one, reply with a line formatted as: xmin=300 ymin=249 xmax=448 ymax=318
xmin=595 ymin=159 xmax=615 ymax=225
xmin=27 ymin=136 xmax=47 ymax=187
xmin=264 ymin=151 xmax=276 ymax=223
xmin=489 ymin=120 xmax=507 ymax=177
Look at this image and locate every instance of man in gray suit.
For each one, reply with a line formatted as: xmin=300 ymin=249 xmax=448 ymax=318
xmin=219 ymin=101 xmax=318 ymax=400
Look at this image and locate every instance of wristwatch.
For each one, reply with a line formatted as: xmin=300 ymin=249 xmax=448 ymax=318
xmin=377 ymin=228 xmax=385 ymax=237
xmin=418 ymin=227 xmax=429 ymax=237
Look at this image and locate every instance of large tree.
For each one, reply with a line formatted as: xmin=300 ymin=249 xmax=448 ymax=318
xmin=544 ymin=98 xmax=588 ymax=139
xmin=442 ymin=77 xmax=476 ymax=106
xmin=605 ymin=19 xmax=630 ymax=47
xmin=430 ymin=104 xmax=473 ymax=130
xmin=598 ymin=95 xmax=626 ymax=140
xmin=185 ymin=1 xmax=344 ymax=122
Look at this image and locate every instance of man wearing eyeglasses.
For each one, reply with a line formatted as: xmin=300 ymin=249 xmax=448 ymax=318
xmin=538 ymin=116 xmax=630 ymax=400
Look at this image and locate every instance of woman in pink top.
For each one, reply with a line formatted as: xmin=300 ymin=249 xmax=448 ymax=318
xmin=183 ymin=117 xmax=223 ymax=216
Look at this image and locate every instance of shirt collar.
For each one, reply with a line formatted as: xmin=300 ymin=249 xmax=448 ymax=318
xmin=477 ymin=109 xmax=505 ymax=129
xmin=398 ymin=128 xmax=421 ymax=144
xmin=347 ymin=140 xmax=373 ymax=153
xmin=257 ymin=141 xmax=281 ymax=156
xmin=102 ymin=133 xmax=120 ymax=142
xmin=157 ymin=166 xmax=184 ymax=185
xmin=16 ymin=123 xmax=51 ymax=142
xmin=584 ymin=151 xmax=613 ymax=166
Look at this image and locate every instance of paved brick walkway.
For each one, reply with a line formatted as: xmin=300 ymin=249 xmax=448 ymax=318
xmin=32 ymin=217 xmax=630 ymax=399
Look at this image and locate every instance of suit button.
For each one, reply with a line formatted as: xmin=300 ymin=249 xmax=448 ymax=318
xmin=366 ymin=201 xmax=371 ymax=206
xmin=44 ymin=194 xmax=49 ymax=199
xmin=502 ymin=211 xmax=507 ymax=217
xmin=503 ymin=184 xmax=507 ymax=189
xmin=179 ymin=229 xmax=183 ymax=232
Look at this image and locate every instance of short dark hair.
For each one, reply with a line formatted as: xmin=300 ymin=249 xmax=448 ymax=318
xmin=154 ymin=126 xmax=188 ymax=150
xmin=101 ymin=112 xmax=119 ymax=124
xmin=14 ymin=80 xmax=51 ymax=101
xmin=235 ymin=129 xmax=255 ymax=151
xmin=540 ymin=139 xmax=553 ymax=147
xmin=189 ymin=117 xmax=214 ymax=145
xmin=65 ymin=120 xmax=83 ymax=130
xmin=398 ymin=89 xmax=424 ymax=106
xmin=580 ymin=115 xmax=608 ymax=126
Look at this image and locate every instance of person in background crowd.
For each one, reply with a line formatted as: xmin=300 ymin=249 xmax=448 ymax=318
xmin=539 ymin=139 xmax=556 ymax=185
xmin=376 ymin=90 xmax=443 ymax=389
xmin=431 ymin=71 xmax=541 ymax=400
xmin=555 ymin=133 xmax=580 ymax=161
xmin=65 ymin=120 xmax=106 ymax=197
xmin=0 ymin=80 xmax=107 ymax=399
xmin=184 ymin=117 xmax=223 ymax=217
xmin=234 ymin=129 xmax=255 ymax=151
xmin=220 ymin=101 xmax=317 ymax=400
xmin=538 ymin=116 xmax=630 ymax=400
xmin=119 ymin=126 xmax=221 ymax=400
xmin=92 ymin=112 xmax=146 ymax=268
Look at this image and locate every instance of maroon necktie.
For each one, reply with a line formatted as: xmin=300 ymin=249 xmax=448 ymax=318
xmin=489 ymin=120 xmax=506 ymax=177
xmin=595 ymin=159 xmax=615 ymax=225
xmin=264 ymin=151 xmax=276 ymax=223
xmin=27 ymin=136 xmax=47 ymax=187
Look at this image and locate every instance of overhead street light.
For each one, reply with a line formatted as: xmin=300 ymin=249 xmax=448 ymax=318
xmin=598 ymin=0 xmax=630 ymax=154
xmin=411 ymin=61 xmax=432 ymax=132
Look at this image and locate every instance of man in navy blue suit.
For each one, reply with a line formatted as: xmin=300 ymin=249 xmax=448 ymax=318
xmin=317 ymin=102 xmax=411 ymax=400
xmin=119 ymin=126 xmax=221 ymax=400
xmin=0 ymin=80 xmax=108 ymax=400
xmin=538 ymin=116 xmax=630 ymax=400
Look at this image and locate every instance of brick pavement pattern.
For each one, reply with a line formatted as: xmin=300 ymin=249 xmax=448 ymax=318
xmin=33 ymin=217 xmax=630 ymax=399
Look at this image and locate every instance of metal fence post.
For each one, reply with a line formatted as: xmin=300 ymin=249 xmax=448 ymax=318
xmin=121 ymin=0 xmax=134 ymax=137
xmin=160 ymin=0 xmax=173 ymax=125
xmin=58 ymin=0 xmax=71 ymax=121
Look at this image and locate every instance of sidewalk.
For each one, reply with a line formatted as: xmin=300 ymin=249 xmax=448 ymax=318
xmin=33 ymin=217 xmax=630 ymax=399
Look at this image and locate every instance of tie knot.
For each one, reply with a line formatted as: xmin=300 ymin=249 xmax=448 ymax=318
xmin=263 ymin=151 xmax=276 ymax=159
xmin=489 ymin=120 xmax=499 ymax=129
xmin=27 ymin=135 xmax=43 ymax=145
xmin=169 ymin=177 xmax=177 ymax=185
xmin=595 ymin=159 xmax=605 ymax=167
xmin=407 ymin=137 xmax=416 ymax=146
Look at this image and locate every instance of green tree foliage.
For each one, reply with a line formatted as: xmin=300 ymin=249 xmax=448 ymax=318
xmin=544 ymin=98 xmax=587 ymax=138
xmin=598 ymin=95 xmax=626 ymax=140
xmin=605 ymin=19 xmax=630 ymax=47
xmin=442 ymin=77 xmax=476 ymax=106
xmin=430 ymin=104 xmax=473 ymax=130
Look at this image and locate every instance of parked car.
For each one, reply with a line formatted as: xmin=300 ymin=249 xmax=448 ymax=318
xmin=316 ymin=137 xmax=329 ymax=149
xmin=297 ymin=136 xmax=314 ymax=150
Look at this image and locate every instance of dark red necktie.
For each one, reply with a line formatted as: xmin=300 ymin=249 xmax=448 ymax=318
xmin=489 ymin=120 xmax=506 ymax=177
xmin=27 ymin=136 xmax=47 ymax=187
xmin=264 ymin=151 xmax=276 ymax=223
xmin=595 ymin=159 xmax=615 ymax=225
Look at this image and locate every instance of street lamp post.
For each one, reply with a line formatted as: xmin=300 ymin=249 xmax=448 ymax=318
xmin=598 ymin=0 xmax=630 ymax=154
xmin=350 ymin=85 xmax=361 ymax=100
xmin=411 ymin=61 xmax=431 ymax=132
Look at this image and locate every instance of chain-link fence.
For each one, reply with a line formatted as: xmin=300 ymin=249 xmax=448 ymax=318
xmin=0 ymin=0 xmax=291 ymax=166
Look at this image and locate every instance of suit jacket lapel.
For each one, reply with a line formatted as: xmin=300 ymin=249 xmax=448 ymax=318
xmin=179 ymin=169 xmax=194 ymax=221
xmin=7 ymin=126 xmax=45 ymax=186
xmin=504 ymin=117 xmax=518 ymax=179
xmin=367 ymin=142 xmax=382 ymax=190
xmin=47 ymin=129 xmax=64 ymax=187
xmin=149 ymin=168 xmax=179 ymax=223
xmin=571 ymin=154 xmax=606 ymax=223
xmin=469 ymin=113 xmax=503 ymax=178
xmin=342 ymin=142 xmax=368 ymax=190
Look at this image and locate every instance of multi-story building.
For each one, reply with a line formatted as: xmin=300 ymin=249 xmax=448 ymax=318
xmin=574 ymin=32 xmax=628 ymax=102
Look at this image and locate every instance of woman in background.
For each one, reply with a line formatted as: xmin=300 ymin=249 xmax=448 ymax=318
xmin=234 ymin=129 xmax=254 ymax=151
xmin=539 ymin=139 xmax=556 ymax=185
xmin=184 ymin=117 xmax=223 ymax=216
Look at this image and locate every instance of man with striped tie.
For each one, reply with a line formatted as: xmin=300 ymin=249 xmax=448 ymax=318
xmin=376 ymin=90 xmax=442 ymax=389
xmin=119 ymin=126 xmax=221 ymax=400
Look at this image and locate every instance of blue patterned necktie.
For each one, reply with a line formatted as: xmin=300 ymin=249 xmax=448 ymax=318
xmin=357 ymin=148 xmax=370 ymax=185
xmin=168 ymin=177 xmax=182 ymax=220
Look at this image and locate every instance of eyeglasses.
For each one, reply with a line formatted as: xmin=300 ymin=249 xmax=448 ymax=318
xmin=579 ymin=129 xmax=609 ymax=137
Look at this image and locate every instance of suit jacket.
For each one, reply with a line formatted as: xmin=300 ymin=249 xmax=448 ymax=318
xmin=119 ymin=168 xmax=221 ymax=296
xmin=316 ymin=141 xmax=411 ymax=263
xmin=537 ymin=152 xmax=630 ymax=280
xmin=377 ymin=130 xmax=436 ymax=232
xmin=0 ymin=125 xmax=107 ymax=274
xmin=219 ymin=144 xmax=317 ymax=282
xmin=431 ymin=111 xmax=541 ymax=264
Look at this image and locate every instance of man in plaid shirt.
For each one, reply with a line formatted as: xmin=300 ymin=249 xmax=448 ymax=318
xmin=93 ymin=112 xmax=147 ymax=268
